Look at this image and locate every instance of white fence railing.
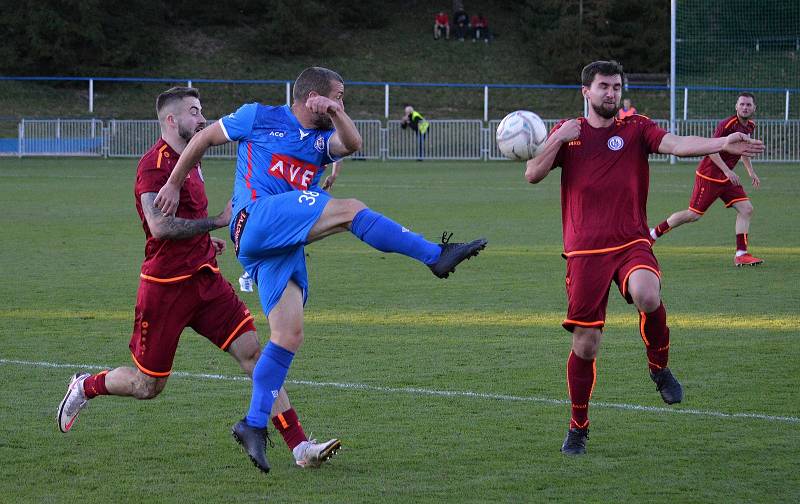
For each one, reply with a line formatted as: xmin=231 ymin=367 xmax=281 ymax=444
xmin=7 ymin=118 xmax=800 ymax=162
xmin=18 ymin=119 xmax=104 ymax=157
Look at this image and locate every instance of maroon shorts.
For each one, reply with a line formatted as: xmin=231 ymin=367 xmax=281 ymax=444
xmin=563 ymin=243 xmax=661 ymax=332
xmin=129 ymin=269 xmax=256 ymax=377
xmin=689 ymin=173 xmax=749 ymax=214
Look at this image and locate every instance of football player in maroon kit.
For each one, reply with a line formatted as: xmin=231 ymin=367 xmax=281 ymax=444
xmin=57 ymin=87 xmax=340 ymax=469
xmin=524 ymin=61 xmax=764 ymax=455
xmin=650 ymin=92 xmax=763 ymax=266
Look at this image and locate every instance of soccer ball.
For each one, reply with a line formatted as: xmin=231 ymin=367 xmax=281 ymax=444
xmin=496 ymin=110 xmax=548 ymax=161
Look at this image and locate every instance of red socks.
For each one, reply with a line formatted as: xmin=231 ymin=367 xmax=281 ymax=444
xmin=736 ymin=233 xmax=748 ymax=252
xmin=83 ymin=371 xmax=109 ymax=399
xmin=567 ymin=351 xmax=596 ymax=430
xmin=639 ymin=302 xmax=670 ymax=372
xmin=654 ymin=220 xmax=671 ymax=238
xmin=272 ymin=408 xmax=308 ymax=451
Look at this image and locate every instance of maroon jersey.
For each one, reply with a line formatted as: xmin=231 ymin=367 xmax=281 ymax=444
xmin=549 ymin=115 xmax=668 ymax=256
xmin=134 ymin=138 xmax=217 ymax=282
xmin=696 ymin=115 xmax=755 ymax=182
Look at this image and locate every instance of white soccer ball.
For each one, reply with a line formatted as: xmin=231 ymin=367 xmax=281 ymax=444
xmin=496 ymin=110 xmax=548 ymax=161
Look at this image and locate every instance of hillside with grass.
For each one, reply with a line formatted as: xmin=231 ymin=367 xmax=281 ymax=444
xmin=0 ymin=1 xmax=675 ymax=124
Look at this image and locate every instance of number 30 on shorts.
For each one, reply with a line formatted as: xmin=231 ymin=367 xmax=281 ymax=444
xmin=298 ymin=190 xmax=320 ymax=205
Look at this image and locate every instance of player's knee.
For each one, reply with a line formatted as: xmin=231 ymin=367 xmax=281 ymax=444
xmin=271 ymin=328 xmax=304 ymax=350
xmin=634 ymin=291 xmax=661 ymax=314
xmin=133 ymin=375 xmax=166 ymax=400
xmin=345 ymin=198 xmax=368 ymax=218
xmin=572 ymin=328 xmax=601 ymax=359
xmin=739 ymin=203 xmax=753 ymax=218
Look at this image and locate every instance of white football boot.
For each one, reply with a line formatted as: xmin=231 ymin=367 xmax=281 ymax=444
xmin=293 ymin=438 xmax=342 ymax=468
xmin=57 ymin=372 xmax=91 ymax=432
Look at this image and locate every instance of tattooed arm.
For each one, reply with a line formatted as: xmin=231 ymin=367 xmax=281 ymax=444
xmin=140 ymin=192 xmax=231 ymax=240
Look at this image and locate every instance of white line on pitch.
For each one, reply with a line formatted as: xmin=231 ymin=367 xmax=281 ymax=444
xmin=3 ymin=358 xmax=798 ymax=425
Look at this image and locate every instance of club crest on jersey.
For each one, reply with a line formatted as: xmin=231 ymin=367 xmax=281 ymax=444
xmin=269 ymin=153 xmax=320 ymax=190
xmin=607 ymin=136 xmax=624 ymax=151
xmin=314 ymin=136 xmax=325 ymax=153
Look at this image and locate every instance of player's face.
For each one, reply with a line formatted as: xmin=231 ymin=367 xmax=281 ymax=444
xmin=175 ymin=97 xmax=206 ymax=142
xmin=584 ymin=74 xmax=622 ymax=119
xmin=736 ymin=97 xmax=756 ymax=119
xmin=312 ymin=80 xmax=345 ymax=129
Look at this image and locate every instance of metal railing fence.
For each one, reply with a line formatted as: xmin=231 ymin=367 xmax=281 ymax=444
xmin=6 ymin=118 xmax=800 ymax=163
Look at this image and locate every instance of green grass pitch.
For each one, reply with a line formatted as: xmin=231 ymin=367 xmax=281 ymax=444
xmin=1 ymin=157 xmax=798 ymax=502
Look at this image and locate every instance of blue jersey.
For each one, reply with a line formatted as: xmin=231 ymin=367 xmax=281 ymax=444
xmin=219 ymin=103 xmax=340 ymax=215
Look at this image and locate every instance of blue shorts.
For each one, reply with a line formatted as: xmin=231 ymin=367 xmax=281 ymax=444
xmin=231 ymin=189 xmax=331 ymax=316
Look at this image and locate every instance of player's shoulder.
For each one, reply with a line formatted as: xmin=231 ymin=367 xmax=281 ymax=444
xmin=551 ymin=117 xmax=582 ymax=133
xmin=252 ymin=103 xmax=292 ymax=127
xmin=721 ymin=115 xmax=738 ymax=130
xmin=619 ymin=113 xmax=655 ymax=125
xmin=137 ymin=139 xmax=170 ymax=170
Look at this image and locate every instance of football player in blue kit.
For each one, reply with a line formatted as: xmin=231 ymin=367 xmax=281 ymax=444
xmin=154 ymin=67 xmax=487 ymax=474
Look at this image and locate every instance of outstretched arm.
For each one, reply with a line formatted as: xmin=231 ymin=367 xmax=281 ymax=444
xmin=525 ymin=119 xmax=580 ymax=184
xmin=658 ymin=132 xmax=764 ymax=158
xmin=142 ymin=193 xmax=231 ymax=240
xmin=154 ymin=122 xmax=229 ymax=215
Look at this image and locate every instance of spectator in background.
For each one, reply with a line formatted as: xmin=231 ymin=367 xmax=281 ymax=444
xmin=470 ymin=13 xmax=489 ymax=43
xmin=401 ymin=104 xmax=430 ymax=160
xmin=617 ymin=98 xmax=637 ymax=119
xmin=434 ymin=11 xmax=450 ymax=40
xmin=453 ymin=8 xmax=470 ymax=41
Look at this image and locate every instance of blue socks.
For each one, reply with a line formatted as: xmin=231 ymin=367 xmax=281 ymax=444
xmin=350 ymin=208 xmax=441 ymax=265
xmin=245 ymin=341 xmax=295 ymax=428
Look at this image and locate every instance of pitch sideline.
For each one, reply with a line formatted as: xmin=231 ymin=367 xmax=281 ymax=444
xmin=2 ymin=357 xmax=798 ymax=425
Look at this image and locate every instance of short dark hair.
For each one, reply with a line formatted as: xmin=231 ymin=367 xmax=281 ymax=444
xmin=581 ymin=60 xmax=625 ymax=87
xmin=156 ymin=87 xmax=200 ymax=115
xmin=738 ymin=91 xmax=756 ymax=102
xmin=292 ymin=67 xmax=344 ymax=102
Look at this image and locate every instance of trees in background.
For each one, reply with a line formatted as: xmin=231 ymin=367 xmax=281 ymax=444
xmin=0 ymin=0 xmax=389 ymax=74
xmin=518 ymin=0 xmax=669 ymax=82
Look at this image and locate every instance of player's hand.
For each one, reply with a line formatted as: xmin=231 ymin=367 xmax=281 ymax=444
xmin=322 ymin=174 xmax=337 ymax=191
xmin=210 ymin=236 xmax=226 ymax=255
xmin=750 ymin=173 xmax=761 ymax=189
xmin=154 ymin=182 xmax=180 ymax=216
xmin=552 ymin=119 xmax=581 ymax=144
xmin=725 ymin=170 xmax=741 ymax=186
xmin=306 ymin=96 xmax=341 ymax=116
xmin=721 ymin=132 xmax=764 ymax=157
xmin=213 ymin=199 xmax=233 ymax=228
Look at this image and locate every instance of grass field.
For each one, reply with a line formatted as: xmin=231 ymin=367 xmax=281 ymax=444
xmin=1 ymin=157 xmax=799 ymax=503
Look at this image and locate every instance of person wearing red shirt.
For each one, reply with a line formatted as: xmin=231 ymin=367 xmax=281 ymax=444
xmin=57 ymin=87 xmax=340 ymax=470
xmin=524 ymin=61 xmax=764 ymax=455
xmin=470 ymin=13 xmax=489 ymax=42
xmin=434 ymin=11 xmax=450 ymax=40
xmin=650 ymin=93 xmax=763 ymax=266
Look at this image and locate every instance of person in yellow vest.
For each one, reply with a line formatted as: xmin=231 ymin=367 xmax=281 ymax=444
xmin=617 ymin=98 xmax=637 ymax=119
xmin=401 ymin=104 xmax=430 ymax=160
